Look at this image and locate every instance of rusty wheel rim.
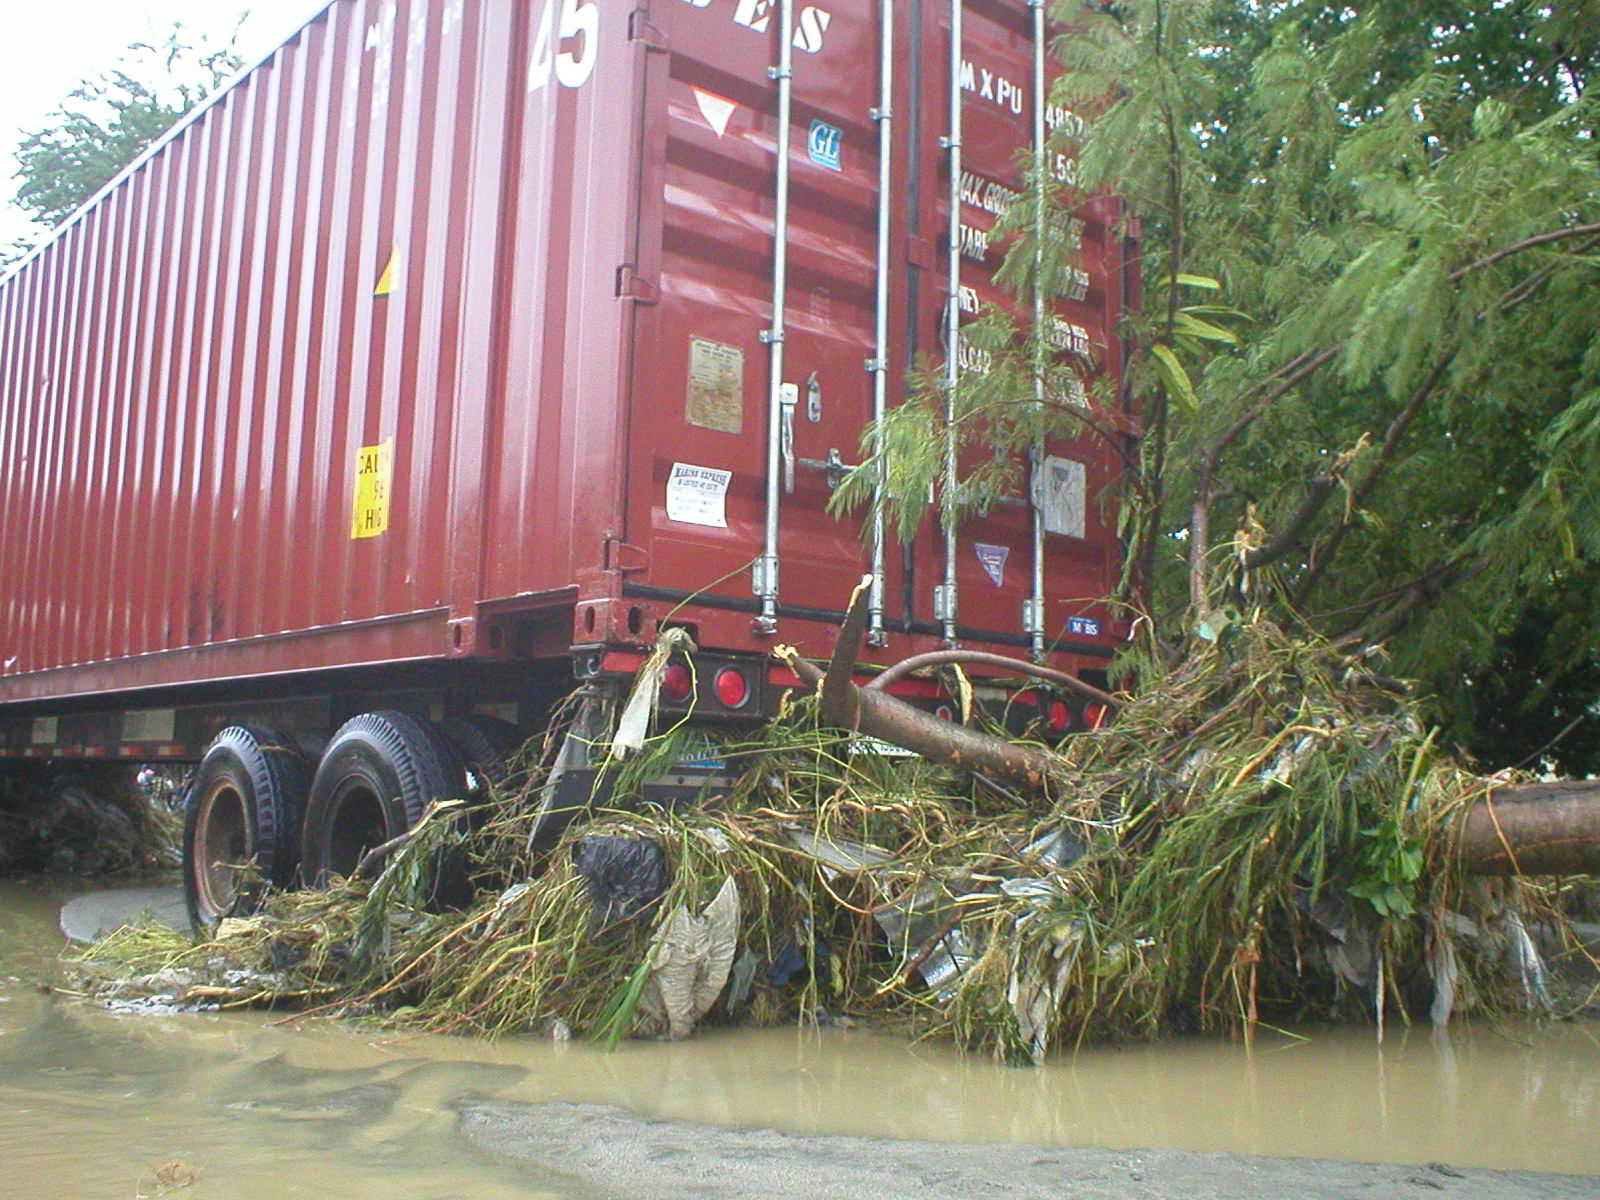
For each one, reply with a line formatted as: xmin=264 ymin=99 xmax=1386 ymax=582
xmin=193 ymin=780 xmax=250 ymax=924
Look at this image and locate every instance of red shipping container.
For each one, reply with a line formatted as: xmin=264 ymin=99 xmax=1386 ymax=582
xmin=0 ymin=0 xmax=1130 ymax=748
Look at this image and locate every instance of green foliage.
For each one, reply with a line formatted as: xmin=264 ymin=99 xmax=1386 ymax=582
xmin=11 ymin=25 xmax=242 ymax=231
xmin=1348 ymin=814 xmax=1425 ymax=918
xmin=835 ymin=0 xmax=1600 ymax=771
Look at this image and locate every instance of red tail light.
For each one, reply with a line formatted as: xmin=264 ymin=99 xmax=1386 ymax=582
xmin=1084 ymin=703 xmax=1109 ymax=730
xmin=661 ymin=662 xmax=693 ymax=703
xmin=713 ymin=666 xmax=750 ymax=709
xmin=1048 ymin=700 xmax=1072 ymax=732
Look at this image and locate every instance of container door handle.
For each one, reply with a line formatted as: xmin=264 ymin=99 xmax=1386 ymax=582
xmin=780 ymin=382 xmax=799 ymax=494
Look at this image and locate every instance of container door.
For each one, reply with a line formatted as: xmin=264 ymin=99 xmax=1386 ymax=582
xmin=910 ymin=0 xmax=1125 ymax=650
xmin=622 ymin=0 xmax=891 ymax=635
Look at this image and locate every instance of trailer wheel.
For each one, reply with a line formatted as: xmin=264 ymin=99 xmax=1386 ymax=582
xmin=431 ymin=715 xmax=525 ymax=907
xmin=183 ymin=727 xmax=311 ymax=933
xmin=438 ymin=714 xmax=525 ymax=798
xmin=300 ymin=711 xmax=464 ymax=887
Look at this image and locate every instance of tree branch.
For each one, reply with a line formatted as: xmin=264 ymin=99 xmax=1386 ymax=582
xmin=1293 ymin=347 xmax=1459 ymax=605
xmin=1241 ymin=471 xmax=1338 ymax=570
xmin=1188 ymin=347 xmax=1344 ymax=606
xmin=1448 ymin=222 xmax=1600 ymax=281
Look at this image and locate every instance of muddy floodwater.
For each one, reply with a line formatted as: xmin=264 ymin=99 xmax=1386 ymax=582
xmin=3 ymin=879 xmax=1598 ymax=1199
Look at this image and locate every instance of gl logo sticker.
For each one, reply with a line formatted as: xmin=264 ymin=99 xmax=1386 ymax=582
xmin=808 ymin=121 xmax=842 ymax=171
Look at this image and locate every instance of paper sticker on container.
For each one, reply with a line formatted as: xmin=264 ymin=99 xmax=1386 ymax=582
xmin=687 ymin=337 xmax=744 ymax=434
xmin=1033 ymin=454 xmax=1087 ymax=539
xmin=350 ymin=437 xmax=393 ymax=539
xmin=666 ymin=463 xmax=732 ymax=528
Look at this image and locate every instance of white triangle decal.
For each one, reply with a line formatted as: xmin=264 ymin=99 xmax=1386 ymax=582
xmin=692 ymin=87 xmax=737 ymax=139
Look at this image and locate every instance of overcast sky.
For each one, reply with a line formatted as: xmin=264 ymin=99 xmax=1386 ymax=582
xmin=0 ymin=0 xmax=331 ymax=248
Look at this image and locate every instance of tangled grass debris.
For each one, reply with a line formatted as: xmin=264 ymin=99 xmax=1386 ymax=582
xmin=68 ymin=616 xmax=1599 ymax=1059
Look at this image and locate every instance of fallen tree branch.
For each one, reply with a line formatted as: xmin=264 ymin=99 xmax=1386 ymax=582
xmin=783 ymin=584 xmax=1600 ymax=876
xmin=352 ymin=799 xmax=463 ymax=881
xmin=775 ymin=581 xmax=1060 ymax=792
xmin=1458 ymin=781 xmax=1600 ymax=876
xmin=865 ymin=650 xmax=1119 ymax=708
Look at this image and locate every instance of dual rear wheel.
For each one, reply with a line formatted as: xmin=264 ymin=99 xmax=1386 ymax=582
xmin=182 ymin=711 xmax=513 ymax=932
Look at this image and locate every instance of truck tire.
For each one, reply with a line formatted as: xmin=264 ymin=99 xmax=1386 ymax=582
xmin=300 ymin=711 xmax=464 ymax=888
xmin=438 ymin=714 xmax=524 ymax=799
xmin=183 ymin=727 xmax=311 ymax=933
xmin=432 ymin=715 xmax=524 ymax=907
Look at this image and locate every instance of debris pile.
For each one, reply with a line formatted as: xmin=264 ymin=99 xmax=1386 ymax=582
xmin=1 ymin=765 xmax=179 ymax=877
xmin=69 ymin=614 xmax=1598 ymax=1059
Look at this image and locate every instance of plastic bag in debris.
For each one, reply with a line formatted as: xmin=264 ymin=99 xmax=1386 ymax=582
xmin=766 ymin=939 xmax=824 ymax=987
xmin=572 ymin=836 xmax=670 ymax=934
xmin=635 ymin=876 xmax=741 ymax=1039
xmin=783 ymin=828 xmax=969 ymax=990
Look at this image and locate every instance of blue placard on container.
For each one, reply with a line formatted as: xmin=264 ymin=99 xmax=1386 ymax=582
xmin=1067 ymin=616 xmax=1101 ymax=638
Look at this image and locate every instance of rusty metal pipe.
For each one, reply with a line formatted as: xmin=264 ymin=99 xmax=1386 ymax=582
xmin=864 ymin=650 xmax=1119 ymax=708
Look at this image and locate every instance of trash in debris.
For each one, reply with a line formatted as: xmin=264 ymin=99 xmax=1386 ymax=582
xmin=572 ymin=836 xmax=671 ymax=933
xmin=612 ymin=628 xmax=697 ymax=759
xmin=1 ymin=768 xmax=178 ymax=876
xmin=766 ymin=937 xmax=833 ymax=988
xmin=636 ymin=875 xmax=740 ymax=1039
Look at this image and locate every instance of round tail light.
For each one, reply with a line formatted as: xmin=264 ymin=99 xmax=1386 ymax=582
xmin=661 ymin=661 xmax=693 ymax=704
xmin=713 ymin=666 xmax=750 ymax=709
xmin=1083 ymin=703 xmax=1109 ymax=730
xmin=1048 ymin=700 xmax=1072 ymax=732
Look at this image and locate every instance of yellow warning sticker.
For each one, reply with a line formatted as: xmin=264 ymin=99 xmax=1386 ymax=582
xmin=374 ymin=245 xmax=400 ymax=297
xmin=350 ymin=437 xmax=393 ymax=539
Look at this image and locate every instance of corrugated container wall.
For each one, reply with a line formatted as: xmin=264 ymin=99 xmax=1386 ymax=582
xmin=0 ymin=0 xmax=1130 ymax=709
xmin=0 ymin=0 xmax=583 ymax=700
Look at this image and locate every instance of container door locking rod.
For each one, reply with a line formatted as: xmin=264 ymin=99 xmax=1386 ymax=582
xmin=865 ymin=0 xmax=895 ymax=649
xmin=1026 ymin=0 xmax=1048 ymax=663
xmin=936 ymin=0 xmax=964 ymax=648
xmin=755 ymin=0 xmax=796 ymax=635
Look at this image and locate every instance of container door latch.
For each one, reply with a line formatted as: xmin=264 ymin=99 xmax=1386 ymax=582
xmin=780 ymin=382 xmax=799 ymax=494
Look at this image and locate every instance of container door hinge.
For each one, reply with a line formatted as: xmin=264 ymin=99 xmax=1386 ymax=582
xmin=604 ymin=537 xmax=650 ymax=575
xmin=1022 ymin=598 xmax=1045 ymax=637
xmin=628 ymin=10 xmax=669 ymax=51
xmin=615 ymin=264 xmax=659 ymax=305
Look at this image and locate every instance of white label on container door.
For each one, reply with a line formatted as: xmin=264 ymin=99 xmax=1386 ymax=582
xmin=692 ymin=88 xmax=737 ymax=138
xmin=1034 ymin=455 xmax=1087 ymax=539
xmin=30 ymin=716 xmax=57 ymax=745
xmin=666 ymin=463 xmax=732 ymax=528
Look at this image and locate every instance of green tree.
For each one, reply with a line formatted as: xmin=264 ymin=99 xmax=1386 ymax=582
xmin=840 ymin=0 xmax=1600 ymax=772
xmin=10 ymin=24 xmax=242 ymax=232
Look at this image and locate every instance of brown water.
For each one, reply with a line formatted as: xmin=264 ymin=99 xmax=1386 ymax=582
xmin=2 ymin=879 xmax=1598 ymax=1198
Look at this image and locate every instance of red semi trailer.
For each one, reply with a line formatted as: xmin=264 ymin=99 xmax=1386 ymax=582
xmin=0 ymin=0 xmax=1131 ymax=924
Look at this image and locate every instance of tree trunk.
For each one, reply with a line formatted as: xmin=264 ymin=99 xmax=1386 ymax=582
xmin=1456 ymin=781 xmax=1600 ymax=876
